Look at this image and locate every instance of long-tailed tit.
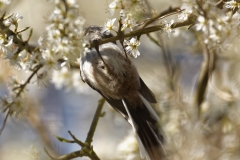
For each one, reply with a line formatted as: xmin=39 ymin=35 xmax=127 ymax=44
xmin=80 ymin=26 xmax=164 ymax=160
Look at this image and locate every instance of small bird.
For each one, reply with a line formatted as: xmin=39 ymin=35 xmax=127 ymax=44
xmin=80 ymin=26 xmax=164 ymax=160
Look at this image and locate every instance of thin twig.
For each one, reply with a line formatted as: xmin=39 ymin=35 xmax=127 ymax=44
xmin=44 ymin=147 xmax=58 ymax=160
xmin=68 ymin=131 xmax=85 ymax=147
xmin=0 ymin=13 xmax=36 ymax=53
xmin=144 ymin=6 xmax=182 ymax=92
xmin=0 ymin=108 xmax=10 ymax=135
xmin=157 ymin=34 xmax=175 ymax=91
xmin=146 ymin=26 xmax=175 ymax=91
xmin=146 ymin=33 xmax=162 ymax=48
xmin=44 ymin=147 xmax=85 ymax=160
xmin=85 ymin=98 xmax=105 ymax=144
xmin=141 ymin=6 xmax=181 ymax=28
xmin=16 ymin=64 xmax=43 ymax=97
xmin=194 ymin=43 xmax=210 ymax=117
xmin=0 ymin=64 xmax=43 ymax=134
xmin=54 ymin=134 xmax=75 ymax=143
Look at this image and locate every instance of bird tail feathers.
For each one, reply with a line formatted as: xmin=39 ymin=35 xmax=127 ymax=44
xmin=122 ymin=95 xmax=165 ymax=160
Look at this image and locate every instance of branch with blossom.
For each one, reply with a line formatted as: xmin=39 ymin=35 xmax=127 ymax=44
xmin=0 ymin=0 xmax=85 ymax=133
xmin=0 ymin=0 xmax=240 ymax=159
xmin=88 ymin=17 xmax=196 ymax=56
xmin=0 ymin=11 xmax=41 ymax=134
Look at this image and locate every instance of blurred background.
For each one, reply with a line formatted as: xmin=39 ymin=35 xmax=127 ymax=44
xmin=1 ymin=0 xmax=240 ymax=160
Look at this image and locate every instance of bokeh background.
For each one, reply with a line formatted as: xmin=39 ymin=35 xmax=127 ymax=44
xmin=1 ymin=0 xmax=240 ymax=160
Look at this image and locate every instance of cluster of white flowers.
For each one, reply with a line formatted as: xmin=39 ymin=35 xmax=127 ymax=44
xmin=104 ymin=0 xmax=178 ymax=58
xmin=4 ymin=13 xmax=23 ymax=27
xmin=121 ymin=12 xmax=136 ymax=31
xmin=0 ymin=75 xmax=28 ymax=117
xmin=0 ymin=0 xmax=240 ymax=159
xmin=177 ymin=1 xmax=240 ymax=47
xmin=0 ymin=35 xmax=19 ymax=68
xmin=0 ymin=13 xmax=28 ymax=70
xmin=178 ymin=3 xmax=193 ymax=21
xmin=39 ymin=0 xmax=85 ymax=90
xmin=101 ymin=0 xmax=148 ymax=58
xmin=0 ymin=0 xmax=86 ymax=121
xmin=52 ymin=66 xmax=82 ymax=91
xmin=0 ymin=12 xmax=45 ymax=74
xmin=0 ymin=11 xmax=34 ymax=116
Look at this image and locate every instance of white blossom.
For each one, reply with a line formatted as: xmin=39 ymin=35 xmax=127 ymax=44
xmin=66 ymin=0 xmax=76 ymax=6
xmin=178 ymin=3 xmax=193 ymax=20
xmin=1 ymin=36 xmax=22 ymax=69
xmin=52 ymin=67 xmax=72 ymax=90
xmin=4 ymin=13 xmax=23 ymax=26
xmin=209 ymin=28 xmax=221 ymax=43
xmin=41 ymin=49 xmax=59 ymax=69
xmin=124 ymin=38 xmax=141 ymax=58
xmin=163 ymin=20 xmax=175 ymax=38
xmin=121 ymin=13 xmax=136 ymax=31
xmin=55 ymin=36 xmax=71 ymax=54
xmin=39 ymin=0 xmax=85 ymax=91
xmin=102 ymin=18 xmax=117 ymax=35
xmin=195 ymin=16 xmax=207 ymax=31
xmin=108 ymin=1 xmax=118 ymax=16
xmin=225 ymin=0 xmax=240 ymax=10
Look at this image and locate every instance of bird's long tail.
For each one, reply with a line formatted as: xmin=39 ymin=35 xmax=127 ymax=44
xmin=122 ymin=93 xmax=165 ymax=160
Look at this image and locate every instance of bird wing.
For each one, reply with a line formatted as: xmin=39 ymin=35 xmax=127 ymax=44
xmin=139 ymin=77 xmax=157 ymax=103
xmin=85 ymin=80 xmax=129 ymax=121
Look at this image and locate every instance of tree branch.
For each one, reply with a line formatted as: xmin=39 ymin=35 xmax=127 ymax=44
xmin=141 ymin=6 xmax=181 ymax=28
xmin=85 ymin=98 xmax=105 ymax=144
xmin=91 ymin=16 xmax=196 ymax=48
xmin=0 ymin=13 xmax=37 ymax=53
xmin=0 ymin=64 xmax=43 ymax=135
xmin=0 ymin=108 xmax=10 ymax=135
xmin=16 ymin=64 xmax=43 ymax=97
xmin=45 ymin=98 xmax=105 ymax=160
xmin=194 ymin=43 xmax=209 ymax=117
